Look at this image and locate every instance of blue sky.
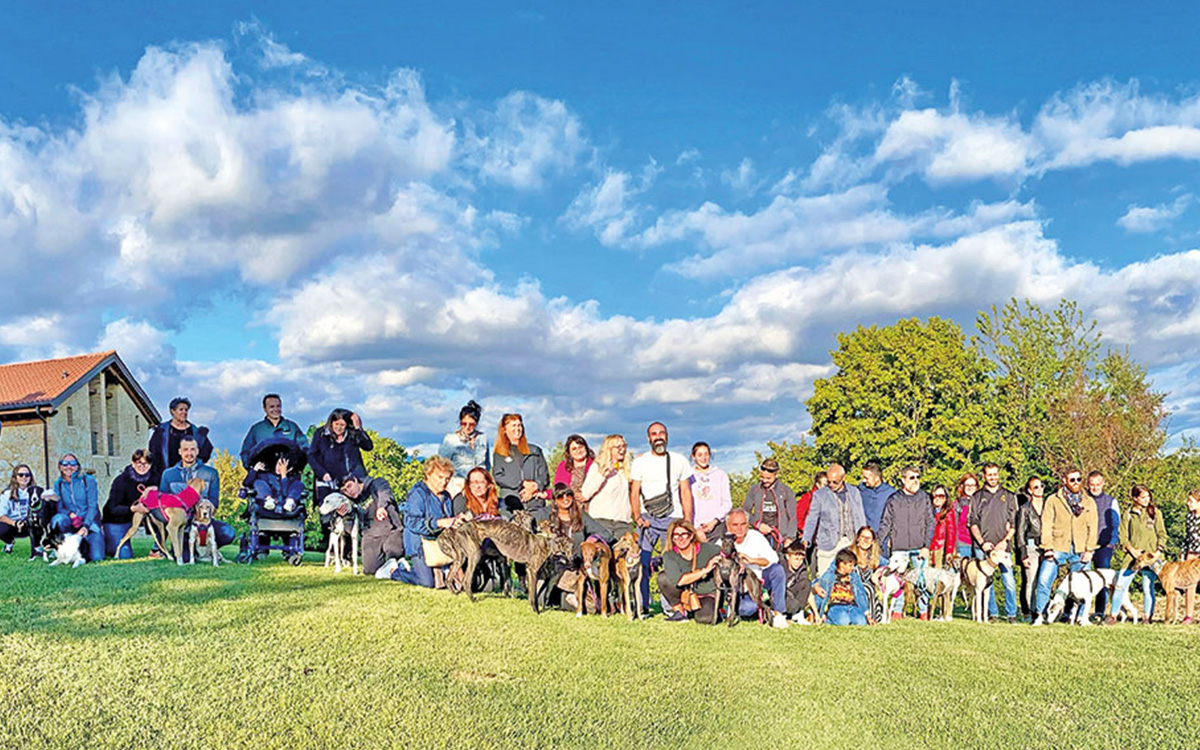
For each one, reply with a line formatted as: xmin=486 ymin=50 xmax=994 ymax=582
xmin=2 ymin=2 xmax=1200 ymax=469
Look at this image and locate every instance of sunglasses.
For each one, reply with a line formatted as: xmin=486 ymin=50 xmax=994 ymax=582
xmin=932 ymin=493 xmax=947 ymax=498
xmin=60 ymin=460 xmax=79 ymax=467
xmin=1066 ymin=476 xmax=1082 ymax=482
xmin=16 ymin=472 xmax=32 ymax=478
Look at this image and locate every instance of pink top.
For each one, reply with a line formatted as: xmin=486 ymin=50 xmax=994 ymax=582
xmin=955 ymin=500 xmax=973 ymax=545
xmin=141 ymin=486 xmax=200 ymax=512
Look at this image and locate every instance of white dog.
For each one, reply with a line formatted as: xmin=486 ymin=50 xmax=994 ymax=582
xmin=961 ymin=549 xmax=1007 ymax=623
xmin=320 ymin=492 xmax=359 ymax=575
xmin=49 ymin=532 xmax=86 ymax=568
xmin=903 ymin=559 xmax=962 ymax=622
xmin=1044 ymin=568 xmax=1140 ymax=625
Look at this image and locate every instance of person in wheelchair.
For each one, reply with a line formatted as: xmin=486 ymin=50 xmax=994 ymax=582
xmin=253 ymin=456 xmax=304 ymax=515
xmin=237 ymin=438 xmax=309 ymax=564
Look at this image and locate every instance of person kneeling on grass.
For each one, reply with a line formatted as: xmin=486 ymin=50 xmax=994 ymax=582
xmin=782 ymin=538 xmax=812 ymax=624
xmin=659 ymin=520 xmax=720 ymax=623
xmin=726 ymin=509 xmax=790 ymax=629
xmin=813 ymin=548 xmax=874 ymax=626
xmin=388 ymin=456 xmax=467 ymax=588
xmin=340 ymin=472 xmax=404 ymax=577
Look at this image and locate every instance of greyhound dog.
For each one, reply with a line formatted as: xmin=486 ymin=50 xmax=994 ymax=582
xmin=320 ymin=492 xmax=360 ymax=575
xmin=113 ymin=479 xmax=206 ymax=565
xmin=903 ymin=555 xmax=962 ymax=622
xmin=576 ymin=536 xmax=612 ymax=617
xmin=1158 ymin=558 xmax=1200 ymax=624
xmin=442 ymin=518 xmax=573 ymax=613
xmin=1044 ymin=567 xmax=1142 ymax=625
xmin=189 ymin=499 xmax=226 ymax=567
xmin=961 ymin=549 xmax=1005 ymax=623
xmin=712 ymin=535 xmax=764 ymax=626
xmin=612 ymin=532 xmax=644 ymax=620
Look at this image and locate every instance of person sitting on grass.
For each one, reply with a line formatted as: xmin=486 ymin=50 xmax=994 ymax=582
xmin=851 ymin=525 xmax=885 ymax=623
xmin=103 ymin=449 xmax=154 ymax=559
xmin=726 ymin=508 xmax=790 ymax=629
xmin=813 ymin=548 xmax=874 ymax=626
xmin=1 ymin=463 xmax=49 ymax=557
xmin=782 ymin=538 xmax=813 ymax=624
xmin=49 ymin=454 xmax=104 ymax=563
xmin=452 ymin=467 xmax=501 ymax=518
xmin=658 ymin=519 xmax=720 ymax=623
xmin=546 ymin=483 xmax=616 ymax=610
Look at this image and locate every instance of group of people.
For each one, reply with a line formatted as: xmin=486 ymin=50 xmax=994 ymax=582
xmin=5 ymin=394 xmax=1200 ymax=629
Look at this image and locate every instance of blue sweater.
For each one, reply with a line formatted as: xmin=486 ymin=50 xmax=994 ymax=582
xmin=858 ymin=481 xmax=896 ymax=532
xmin=54 ymin=474 xmax=100 ymax=533
xmin=402 ymin=481 xmax=453 ymax=557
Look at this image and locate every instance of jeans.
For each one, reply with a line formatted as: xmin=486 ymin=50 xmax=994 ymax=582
xmin=393 ymin=550 xmax=437 ymax=587
xmin=826 ymin=604 xmax=868 ymax=626
xmin=639 ymin=514 xmax=673 ymax=614
xmin=1034 ymin=551 xmax=1086 ymax=616
xmin=49 ymin=514 xmax=106 ymax=562
xmin=1110 ymin=565 xmax=1158 ymax=620
xmin=978 ymin=548 xmax=1018 ymax=618
xmin=102 ymin=522 xmax=134 ymax=559
xmin=1093 ymin=546 xmax=1115 ymax=614
xmin=887 ymin=550 xmax=927 ymax=613
xmin=737 ymin=563 xmax=788 ymax=618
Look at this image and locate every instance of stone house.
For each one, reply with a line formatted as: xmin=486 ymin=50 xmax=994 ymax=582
xmin=0 ymin=351 xmax=161 ymax=499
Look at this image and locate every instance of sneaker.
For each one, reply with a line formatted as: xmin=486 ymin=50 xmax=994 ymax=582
xmin=772 ymin=613 xmax=790 ymax=629
xmin=283 ymin=498 xmax=295 ymax=513
xmin=148 ymin=549 xmax=166 ymax=560
xmin=892 ymin=612 xmax=905 ymax=621
xmin=1006 ymin=616 xmax=1017 ymax=625
xmin=790 ymin=612 xmax=810 ymax=624
xmin=3 ymin=543 xmax=12 ymax=554
xmin=264 ymin=498 xmax=277 ymax=511
xmin=665 ymin=610 xmax=688 ymax=622
xmin=375 ymin=559 xmax=401 ymax=579
xmin=1031 ymin=616 xmax=1044 ymax=627
xmin=1183 ymin=617 xmax=1194 ymax=625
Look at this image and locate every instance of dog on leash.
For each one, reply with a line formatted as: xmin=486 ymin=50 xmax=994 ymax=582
xmin=1044 ymin=568 xmax=1141 ymax=625
xmin=115 ymin=479 xmax=205 ymax=565
xmin=442 ymin=518 xmax=573 ymax=613
xmin=961 ymin=549 xmax=1006 ymax=623
xmin=1159 ymin=558 xmax=1200 ymax=624
xmin=320 ymin=492 xmax=360 ymax=575
xmin=111 ymin=495 xmax=170 ymax=559
xmin=712 ymin=535 xmax=765 ymax=626
xmin=49 ymin=532 xmax=86 ymax=568
xmin=190 ymin=499 xmax=226 ymax=567
xmin=902 ymin=556 xmax=962 ymax=622
xmin=576 ymin=536 xmax=613 ymax=617
xmin=612 ymin=532 xmax=643 ymax=620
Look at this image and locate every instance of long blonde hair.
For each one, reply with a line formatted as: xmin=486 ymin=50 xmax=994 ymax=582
xmin=596 ymin=434 xmax=630 ymax=480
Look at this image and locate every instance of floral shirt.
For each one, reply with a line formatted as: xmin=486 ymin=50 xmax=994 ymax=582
xmin=1184 ymin=511 xmax=1200 ymax=556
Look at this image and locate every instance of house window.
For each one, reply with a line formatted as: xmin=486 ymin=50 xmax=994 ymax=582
xmin=67 ymin=406 xmax=74 ymax=426
xmin=91 ymin=432 xmax=99 ymax=456
xmin=135 ymin=415 xmax=142 ymax=433
xmin=108 ymin=433 xmax=117 ymax=456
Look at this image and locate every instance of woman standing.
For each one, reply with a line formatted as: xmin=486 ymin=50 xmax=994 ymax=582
xmin=50 ymin=454 xmax=104 ymax=562
xmin=0 ymin=464 xmax=49 ymax=558
xmin=103 ymin=449 xmax=155 ymax=559
xmin=928 ymin=485 xmax=956 ymax=568
xmin=954 ymin=474 xmax=979 ymax=559
xmin=688 ymin=442 xmax=732 ymax=542
xmin=1106 ymin=485 xmax=1166 ymax=625
xmin=580 ymin=434 xmax=633 ymax=539
xmin=1015 ymin=476 xmax=1046 ymax=619
xmin=491 ymin=413 xmax=550 ymax=518
xmin=1180 ymin=488 xmax=1200 ymax=624
xmin=553 ymin=435 xmax=594 ymax=502
xmin=309 ymin=408 xmax=374 ymax=508
xmin=439 ymin=400 xmax=490 ymax=493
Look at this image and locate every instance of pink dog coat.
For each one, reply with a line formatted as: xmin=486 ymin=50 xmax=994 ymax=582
xmin=141 ymin=486 xmax=201 ymax=512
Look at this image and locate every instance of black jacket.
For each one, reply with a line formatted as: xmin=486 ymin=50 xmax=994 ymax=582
xmin=359 ymin=477 xmax=402 ymax=537
xmin=104 ymin=466 xmax=154 ymax=524
xmin=492 ymin=444 xmax=550 ymax=514
xmin=1015 ymin=500 xmax=1043 ymax=564
xmin=308 ymin=428 xmax=374 ymax=482
xmin=149 ymin=421 xmax=213 ymax=482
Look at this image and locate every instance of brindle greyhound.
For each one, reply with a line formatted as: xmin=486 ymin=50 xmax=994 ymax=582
xmin=612 ymin=532 xmax=644 ymax=620
xmin=712 ymin=535 xmax=764 ymax=627
xmin=440 ymin=518 xmax=572 ymax=613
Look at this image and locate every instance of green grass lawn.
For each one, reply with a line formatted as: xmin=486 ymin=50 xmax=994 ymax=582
xmin=3 ymin=539 xmax=1199 ymax=750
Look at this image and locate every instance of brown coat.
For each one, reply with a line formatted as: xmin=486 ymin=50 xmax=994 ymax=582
xmin=1040 ymin=489 xmax=1098 ymax=555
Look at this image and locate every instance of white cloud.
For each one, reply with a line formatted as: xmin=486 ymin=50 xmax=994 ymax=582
xmin=561 ymin=164 xmax=659 ymax=246
xmin=1117 ymin=194 xmax=1192 ymax=233
xmin=466 ymin=91 xmax=587 ymax=189
xmin=720 ymin=158 xmax=760 ymax=194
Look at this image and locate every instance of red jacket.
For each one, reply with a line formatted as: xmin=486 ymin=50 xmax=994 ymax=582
xmin=930 ymin=508 xmax=957 ymax=559
xmin=796 ymin=487 xmax=816 ymax=535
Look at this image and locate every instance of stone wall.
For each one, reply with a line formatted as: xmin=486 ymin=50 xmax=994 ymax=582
xmin=0 ymin=419 xmax=49 ymax=487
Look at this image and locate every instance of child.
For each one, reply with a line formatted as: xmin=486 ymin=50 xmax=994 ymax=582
xmin=813 ymin=548 xmax=874 ymax=625
xmin=1182 ymin=488 xmax=1200 ymax=624
xmin=782 ymin=539 xmax=812 ymax=624
xmin=253 ymin=457 xmax=304 ymax=514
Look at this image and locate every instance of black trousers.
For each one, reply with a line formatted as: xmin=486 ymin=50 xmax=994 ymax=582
xmin=658 ymin=574 xmax=718 ymax=623
xmin=361 ymin=530 xmax=406 ymax=575
xmin=0 ymin=520 xmax=45 ymax=553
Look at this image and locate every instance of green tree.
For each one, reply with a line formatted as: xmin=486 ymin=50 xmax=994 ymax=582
xmin=806 ymin=317 xmax=994 ymax=488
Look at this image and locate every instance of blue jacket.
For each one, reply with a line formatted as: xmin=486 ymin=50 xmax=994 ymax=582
xmin=858 ymin=481 xmax=895 ymax=531
xmin=814 ymin=565 xmax=871 ymax=617
xmin=161 ymin=462 xmax=221 ymax=508
xmin=252 ymin=473 xmax=304 ymax=505
xmin=1091 ymin=492 xmax=1120 ymax=549
xmin=802 ymin=484 xmax=866 ymax=551
xmin=148 ymin=420 xmax=214 ymax=481
xmin=403 ymin=480 xmax=453 ymax=558
xmin=54 ymin=474 xmax=100 ymax=533
xmin=239 ymin=418 xmax=310 ymax=466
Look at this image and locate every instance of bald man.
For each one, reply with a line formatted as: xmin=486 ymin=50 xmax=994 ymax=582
xmin=802 ymin=464 xmax=866 ymax=576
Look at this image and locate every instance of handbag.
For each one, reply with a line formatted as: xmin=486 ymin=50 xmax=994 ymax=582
xmin=422 ymin=536 xmax=454 ymax=567
xmin=641 ymin=452 xmax=674 ymax=518
xmin=677 ymin=548 xmax=701 ymax=612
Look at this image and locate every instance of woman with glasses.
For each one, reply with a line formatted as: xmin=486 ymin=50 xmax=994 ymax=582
xmin=0 ymin=464 xmax=50 ymax=557
xmin=658 ymin=519 xmax=721 ymax=623
xmin=954 ymin=474 xmax=979 ymax=559
xmin=49 ymin=454 xmax=105 ymax=562
xmin=929 ymin=485 xmax=956 ymax=568
xmin=439 ymin=400 xmax=489 ymax=495
xmin=102 ymin=449 xmax=156 ymax=559
xmin=1015 ymin=476 xmax=1046 ymax=619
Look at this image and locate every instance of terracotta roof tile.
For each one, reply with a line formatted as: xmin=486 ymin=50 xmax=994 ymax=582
xmin=0 ymin=351 xmax=115 ymax=410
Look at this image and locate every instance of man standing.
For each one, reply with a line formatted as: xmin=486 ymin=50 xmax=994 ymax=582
xmin=968 ymin=463 xmax=1019 ymax=623
xmin=239 ymin=393 xmax=310 ymax=466
xmin=878 ymin=466 xmax=934 ymax=619
xmin=148 ymin=397 xmax=214 ymax=483
xmin=1033 ymin=468 xmax=1098 ymax=625
xmin=858 ymin=462 xmax=895 ymax=534
xmin=340 ymin=472 xmax=405 ymax=578
xmin=726 ymin=509 xmax=790 ymax=629
xmin=160 ymin=436 xmax=236 ymax=552
xmin=630 ymin=422 xmax=694 ymax=616
xmin=802 ymin=464 xmax=866 ymax=576
xmin=1087 ymin=470 xmax=1120 ymax=616
xmin=743 ymin=458 xmax=799 ymax=544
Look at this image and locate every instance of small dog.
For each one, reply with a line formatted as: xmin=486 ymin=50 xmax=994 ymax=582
xmin=1044 ymin=568 xmax=1141 ymax=625
xmin=576 ymin=536 xmax=613 ymax=617
xmin=49 ymin=532 xmax=86 ymax=568
xmin=1158 ymin=558 xmax=1200 ymax=624
xmin=961 ymin=549 xmax=1005 ymax=623
xmin=320 ymin=492 xmax=360 ymax=575
xmin=612 ymin=532 xmax=644 ymax=620
xmin=190 ymin=500 xmax=226 ymax=567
